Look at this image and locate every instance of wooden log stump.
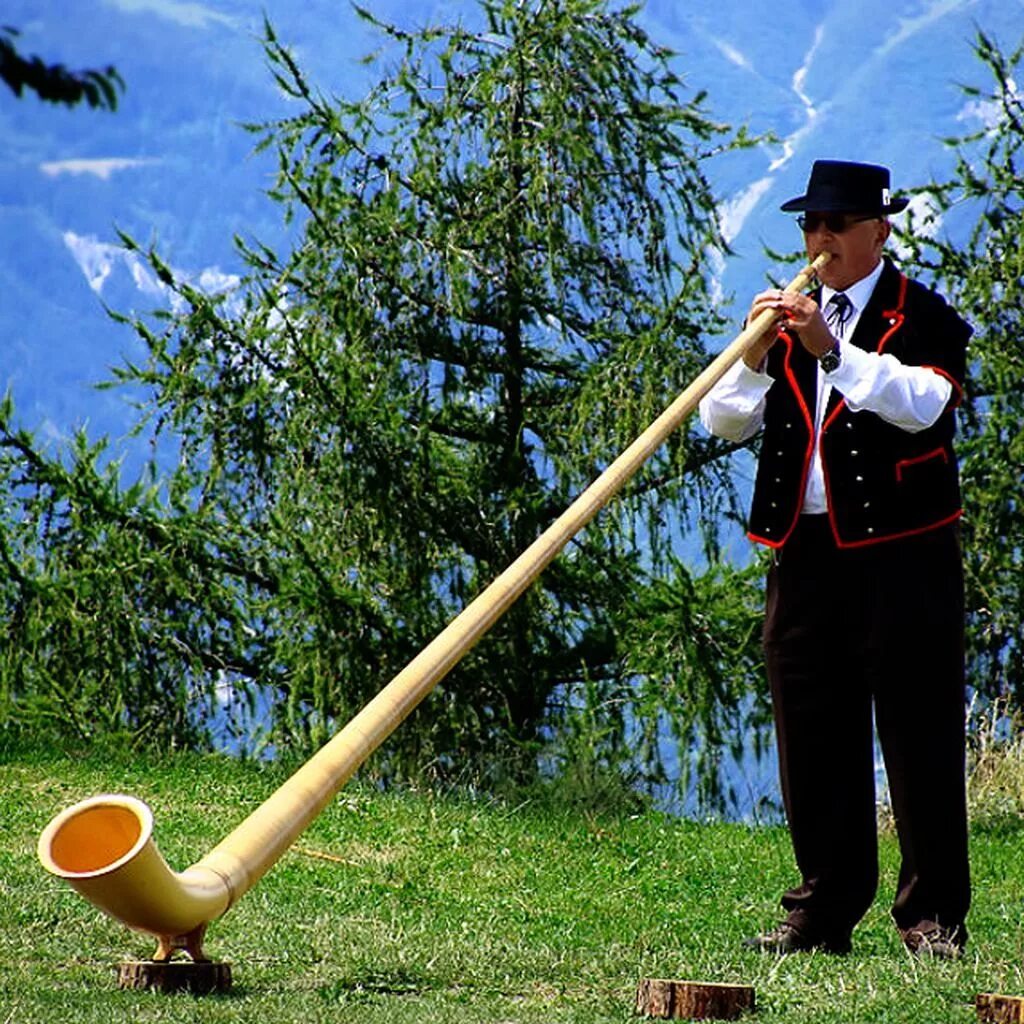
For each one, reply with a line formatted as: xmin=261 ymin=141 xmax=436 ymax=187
xmin=118 ymin=960 xmax=233 ymax=994
xmin=636 ymin=978 xmax=755 ymax=1020
xmin=977 ymin=993 xmax=1024 ymax=1023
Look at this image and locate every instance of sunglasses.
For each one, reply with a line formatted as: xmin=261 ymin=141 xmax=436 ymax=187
xmin=797 ymin=212 xmax=880 ymax=233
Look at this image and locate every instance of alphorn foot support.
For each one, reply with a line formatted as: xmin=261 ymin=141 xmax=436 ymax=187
xmin=152 ymin=922 xmax=210 ymax=963
xmin=118 ymin=959 xmax=232 ymax=994
xmin=117 ymin=923 xmax=232 ymax=995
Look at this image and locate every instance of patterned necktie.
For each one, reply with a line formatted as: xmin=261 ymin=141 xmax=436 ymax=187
xmin=826 ymin=292 xmax=853 ymax=337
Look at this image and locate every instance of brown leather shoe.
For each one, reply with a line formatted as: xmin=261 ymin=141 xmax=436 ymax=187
xmin=901 ymin=921 xmax=965 ymax=960
xmin=743 ymin=922 xmax=852 ymax=955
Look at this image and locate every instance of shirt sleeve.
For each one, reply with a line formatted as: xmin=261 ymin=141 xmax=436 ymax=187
xmin=825 ymin=343 xmax=953 ymax=432
xmin=698 ymin=359 xmax=774 ymax=442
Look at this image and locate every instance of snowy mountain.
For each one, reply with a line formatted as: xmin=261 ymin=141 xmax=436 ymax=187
xmin=2 ymin=0 xmax=1021 ymax=451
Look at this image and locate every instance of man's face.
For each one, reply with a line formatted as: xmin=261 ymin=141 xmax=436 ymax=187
xmin=800 ymin=211 xmax=891 ymax=290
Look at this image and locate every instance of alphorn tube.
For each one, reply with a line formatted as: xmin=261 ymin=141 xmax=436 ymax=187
xmin=38 ymin=253 xmax=831 ymax=959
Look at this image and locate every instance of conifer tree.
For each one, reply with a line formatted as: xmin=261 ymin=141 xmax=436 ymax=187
xmin=2 ymin=1 xmax=764 ymax=805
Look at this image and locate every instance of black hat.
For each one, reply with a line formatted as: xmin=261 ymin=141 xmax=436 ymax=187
xmin=780 ymin=160 xmax=908 ymax=215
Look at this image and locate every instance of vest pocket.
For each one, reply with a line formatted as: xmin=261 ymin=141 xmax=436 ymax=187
xmin=895 ymin=446 xmax=949 ymax=483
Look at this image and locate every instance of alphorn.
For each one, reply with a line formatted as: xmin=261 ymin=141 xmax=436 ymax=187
xmin=38 ymin=253 xmax=831 ymax=962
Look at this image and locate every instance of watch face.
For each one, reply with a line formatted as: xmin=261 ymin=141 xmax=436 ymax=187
xmin=820 ymin=347 xmax=841 ymax=373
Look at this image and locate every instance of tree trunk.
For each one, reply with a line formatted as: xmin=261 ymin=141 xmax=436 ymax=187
xmin=635 ymin=978 xmax=755 ymax=1020
xmin=118 ymin=960 xmax=233 ymax=994
xmin=977 ymin=993 xmax=1024 ymax=1023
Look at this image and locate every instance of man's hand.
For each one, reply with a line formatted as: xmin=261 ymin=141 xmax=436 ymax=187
xmin=743 ymin=289 xmax=835 ymax=367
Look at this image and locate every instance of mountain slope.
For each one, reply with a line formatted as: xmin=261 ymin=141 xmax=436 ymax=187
xmin=1 ymin=0 xmax=1019 ymax=444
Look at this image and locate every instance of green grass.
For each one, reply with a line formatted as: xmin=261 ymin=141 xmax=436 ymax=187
xmin=4 ymin=744 xmax=1024 ymax=1022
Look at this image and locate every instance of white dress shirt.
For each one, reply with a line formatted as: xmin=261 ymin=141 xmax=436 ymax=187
xmin=698 ymin=259 xmax=953 ymax=515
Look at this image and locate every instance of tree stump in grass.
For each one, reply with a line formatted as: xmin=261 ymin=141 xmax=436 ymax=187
xmin=977 ymin=993 xmax=1024 ymax=1023
xmin=636 ymin=978 xmax=755 ymax=1020
xmin=118 ymin=960 xmax=233 ymax=994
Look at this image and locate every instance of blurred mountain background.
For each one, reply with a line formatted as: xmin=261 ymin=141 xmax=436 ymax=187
xmin=2 ymin=0 xmax=1021 ymax=461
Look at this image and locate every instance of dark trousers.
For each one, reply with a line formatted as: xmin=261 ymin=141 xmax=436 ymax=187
xmin=763 ymin=515 xmax=971 ymax=941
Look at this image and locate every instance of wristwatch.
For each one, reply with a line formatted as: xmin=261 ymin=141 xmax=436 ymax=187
xmin=819 ymin=342 xmax=842 ymax=374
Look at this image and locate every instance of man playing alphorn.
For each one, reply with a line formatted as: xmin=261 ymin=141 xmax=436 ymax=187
xmin=700 ymin=159 xmax=972 ymax=959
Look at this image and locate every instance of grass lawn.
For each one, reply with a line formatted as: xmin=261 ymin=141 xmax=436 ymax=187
xmin=3 ymin=744 xmax=1024 ymax=1022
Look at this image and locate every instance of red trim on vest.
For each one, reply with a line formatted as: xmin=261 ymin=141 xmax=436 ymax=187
xmin=880 ymin=274 xmax=908 ymax=326
xmin=747 ymin=529 xmax=784 ymax=549
xmin=748 ymin=509 xmax=963 ymax=550
xmin=828 ymin=509 xmax=962 ymax=550
xmin=896 ymin=446 xmax=949 ymax=482
xmin=779 ymin=330 xmax=816 ymax=431
xmin=877 ymin=275 xmax=907 ymax=353
xmin=769 ymin=329 xmax=817 ymax=548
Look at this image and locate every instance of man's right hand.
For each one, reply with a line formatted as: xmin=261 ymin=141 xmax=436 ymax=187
xmin=742 ymin=289 xmax=788 ymax=370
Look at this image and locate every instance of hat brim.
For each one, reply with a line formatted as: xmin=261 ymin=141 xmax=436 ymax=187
xmin=780 ymin=193 xmax=909 ymax=215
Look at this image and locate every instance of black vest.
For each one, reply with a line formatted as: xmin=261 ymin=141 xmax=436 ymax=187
xmin=748 ymin=259 xmax=971 ymax=549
